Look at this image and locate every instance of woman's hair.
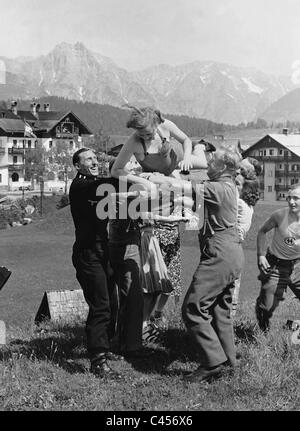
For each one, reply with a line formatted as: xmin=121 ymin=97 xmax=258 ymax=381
xmin=240 ymin=157 xmax=262 ymax=180
xmin=240 ymin=178 xmax=260 ymax=207
xmin=247 ymin=157 xmax=262 ymax=176
xmin=215 ymin=144 xmax=242 ymax=172
xmin=126 ymin=106 xmax=164 ymax=130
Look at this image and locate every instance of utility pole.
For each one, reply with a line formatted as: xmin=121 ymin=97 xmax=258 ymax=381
xmin=64 ymin=165 xmax=68 ymax=195
xmin=39 ymin=176 xmax=44 ymax=216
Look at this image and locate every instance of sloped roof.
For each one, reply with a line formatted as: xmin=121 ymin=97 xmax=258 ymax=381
xmin=245 ymin=133 xmax=300 ymax=158
xmin=0 ymin=118 xmax=27 ymax=132
xmin=268 ymin=134 xmax=300 ymax=157
xmin=0 ymin=109 xmax=92 ymax=135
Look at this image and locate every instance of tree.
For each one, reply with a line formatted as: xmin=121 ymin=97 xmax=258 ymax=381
xmin=89 ymin=127 xmax=112 ymax=155
xmin=24 ymin=146 xmax=47 ymax=182
xmin=48 ymin=141 xmax=75 ymax=193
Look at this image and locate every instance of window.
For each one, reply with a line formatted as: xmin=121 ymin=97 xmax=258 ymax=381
xmin=279 ymin=149 xmax=283 ymax=155
xmin=279 ymin=178 xmax=282 ymax=183
xmin=292 ymin=164 xmax=298 ymax=171
xmin=13 ymin=156 xmax=18 ymax=164
xmin=28 ymin=140 xmax=31 ymax=148
xmin=11 ymin=172 xmax=19 ymax=182
xmin=259 ymin=150 xmax=263 ymax=156
xmin=279 ymin=164 xmax=283 ymax=169
xmin=268 ymin=171 xmax=273 ymax=177
xmin=268 ymin=186 xmax=272 ymax=192
xmin=13 ymin=139 xmax=17 ymax=147
xmin=263 ymin=150 xmax=266 ymax=156
xmin=269 ymin=149 xmax=274 ymax=155
xmin=69 ymin=141 xmax=74 ymax=149
xmin=49 ymin=141 xmax=53 ymax=149
xmin=0 ymin=174 xmax=2 ymax=183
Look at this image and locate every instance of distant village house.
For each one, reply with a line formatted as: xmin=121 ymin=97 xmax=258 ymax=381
xmin=0 ymin=101 xmax=92 ymax=192
xmin=244 ymin=128 xmax=300 ymax=201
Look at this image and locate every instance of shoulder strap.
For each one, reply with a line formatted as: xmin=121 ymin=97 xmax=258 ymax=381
xmin=140 ymin=138 xmax=148 ymax=156
xmin=156 ymin=127 xmax=166 ymax=143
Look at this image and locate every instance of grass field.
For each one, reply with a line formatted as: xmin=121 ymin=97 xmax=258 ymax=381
xmin=0 ymin=200 xmax=300 ymax=411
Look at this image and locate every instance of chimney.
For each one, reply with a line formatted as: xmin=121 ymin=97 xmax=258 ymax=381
xmin=30 ymin=102 xmax=40 ymax=117
xmin=44 ymin=103 xmax=50 ymax=112
xmin=30 ymin=102 xmax=37 ymax=116
xmin=10 ymin=100 xmax=17 ymax=115
xmin=282 ymin=128 xmax=289 ymax=135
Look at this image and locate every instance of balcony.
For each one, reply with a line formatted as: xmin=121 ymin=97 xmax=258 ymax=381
xmin=275 ymin=184 xmax=290 ymax=191
xmin=8 ymin=163 xmax=25 ymax=171
xmin=275 ymin=170 xmax=289 ymax=177
xmin=256 ymin=155 xmax=298 ymax=162
xmin=8 ymin=147 xmax=25 ymax=155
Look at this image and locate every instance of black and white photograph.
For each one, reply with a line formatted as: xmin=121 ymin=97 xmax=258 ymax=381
xmin=0 ymin=0 xmax=300 ymax=414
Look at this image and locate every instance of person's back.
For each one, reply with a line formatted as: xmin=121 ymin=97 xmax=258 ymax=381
xmin=181 ymin=145 xmax=244 ymax=383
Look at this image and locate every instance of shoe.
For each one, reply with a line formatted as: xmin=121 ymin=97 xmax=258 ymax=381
xmin=183 ymin=364 xmax=226 ymax=383
xmin=0 ymin=267 xmax=12 ymax=291
xmin=90 ymin=355 xmax=121 ymax=379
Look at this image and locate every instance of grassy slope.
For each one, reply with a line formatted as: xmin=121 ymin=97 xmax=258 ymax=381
xmin=1 ymin=201 xmax=300 ymax=411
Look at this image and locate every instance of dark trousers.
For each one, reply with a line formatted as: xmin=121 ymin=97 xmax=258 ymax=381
xmin=72 ymin=242 xmax=113 ymax=358
xmin=256 ymin=251 xmax=300 ymax=330
xmin=182 ymin=228 xmax=244 ymax=368
xmin=109 ymin=238 xmax=144 ymax=352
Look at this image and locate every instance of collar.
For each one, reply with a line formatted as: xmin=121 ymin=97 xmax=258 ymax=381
xmin=77 ymin=173 xmax=98 ymax=181
xmin=208 ymin=174 xmax=234 ymax=183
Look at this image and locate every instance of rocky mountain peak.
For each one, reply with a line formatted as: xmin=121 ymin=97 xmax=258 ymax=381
xmin=0 ymin=42 xmax=298 ymax=124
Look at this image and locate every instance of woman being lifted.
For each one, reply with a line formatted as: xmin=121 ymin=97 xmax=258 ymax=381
xmin=110 ymin=106 xmax=208 ymax=192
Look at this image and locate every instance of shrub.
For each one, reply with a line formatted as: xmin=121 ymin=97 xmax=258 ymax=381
xmin=56 ymin=194 xmax=70 ymax=209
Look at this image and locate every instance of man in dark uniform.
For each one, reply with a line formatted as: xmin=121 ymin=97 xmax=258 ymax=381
xmin=70 ymin=148 xmax=120 ymax=378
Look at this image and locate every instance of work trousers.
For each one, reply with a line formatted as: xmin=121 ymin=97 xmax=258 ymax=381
xmin=256 ymin=251 xmax=300 ymax=331
xmin=109 ymin=237 xmax=144 ymax=352
xmin=72 ymin=241 xmax=113 ymax=358
xmin=182 ymin=228 xmax=244 ymax=368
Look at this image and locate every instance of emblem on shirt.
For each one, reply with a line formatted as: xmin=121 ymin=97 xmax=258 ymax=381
xmin=284 ymin=237 xmax=296 ymax=246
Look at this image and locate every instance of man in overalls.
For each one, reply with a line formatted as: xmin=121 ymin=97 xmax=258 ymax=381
xmin=181 ymin=146 xmax=244 ymax=382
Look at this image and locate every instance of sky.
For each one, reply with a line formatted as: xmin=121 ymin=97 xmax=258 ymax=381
xmin=0 ymin=0 xmax=299 ymax=77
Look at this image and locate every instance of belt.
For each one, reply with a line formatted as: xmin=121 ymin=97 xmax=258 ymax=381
xmin=267 ymin=251 xmax=300 ymax=266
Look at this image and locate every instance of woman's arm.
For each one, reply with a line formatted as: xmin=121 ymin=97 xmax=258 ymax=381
xmin=165 ymin=120 xmax=193 ymax=171
xmin=111 ymin=135 xmax=157 ymax=193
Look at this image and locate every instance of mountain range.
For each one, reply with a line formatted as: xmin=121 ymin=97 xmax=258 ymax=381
xmin=0 ymin=41 xmax=298 ymax=125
